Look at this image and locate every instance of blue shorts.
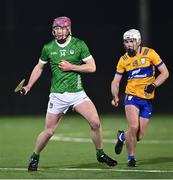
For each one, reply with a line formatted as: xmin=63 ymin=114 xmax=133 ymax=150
xmin=124 ymin=94 xmax=153 ymax=119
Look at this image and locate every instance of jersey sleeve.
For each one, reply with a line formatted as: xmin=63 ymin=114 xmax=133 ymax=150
xmin=149 ymin=49 xmax=163 ymax=67
xmin=39 ymin=45 xmax=49 ymax=64
xmin=80 ymin=41 xmax=92 ymax=62
xmin=116 ymin=57 xmax=125 ymax=75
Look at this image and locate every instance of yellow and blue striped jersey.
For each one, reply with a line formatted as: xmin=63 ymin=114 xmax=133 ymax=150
xmin=116 ymin=47 xmax=163 ymax=99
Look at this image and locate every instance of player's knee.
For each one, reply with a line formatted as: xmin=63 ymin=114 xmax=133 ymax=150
xmin=129 ymin=125 xmax=138 ymax=133
xmin=91 ymin=121 xmax=100 ymax=130
xmin=45 ymin=128 xmax=55 ymax=138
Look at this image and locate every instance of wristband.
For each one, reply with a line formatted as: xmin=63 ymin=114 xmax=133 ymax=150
xmin=144 ymin=83 xmax=156 ymax=94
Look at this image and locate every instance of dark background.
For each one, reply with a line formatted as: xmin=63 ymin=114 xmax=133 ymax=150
xmin=0 ymin=0 xmax=172 ymax=115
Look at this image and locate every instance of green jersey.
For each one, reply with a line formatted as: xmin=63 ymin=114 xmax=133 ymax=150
xmin=39 ymin=36 xmax=92 ymax=93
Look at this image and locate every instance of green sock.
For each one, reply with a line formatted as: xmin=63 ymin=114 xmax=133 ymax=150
xmin=96 ymin=149 xmax=104 ymax=157
xmin=30 ymin=152 xmax=40 ymax=161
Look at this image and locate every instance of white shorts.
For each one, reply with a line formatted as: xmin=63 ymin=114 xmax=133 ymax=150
xmin=47 ymin=90 xmax=91 ymax=115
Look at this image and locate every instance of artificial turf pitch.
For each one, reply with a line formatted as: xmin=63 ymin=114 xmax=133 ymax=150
xmin=0 ymin=114 xmax=173 ymax=179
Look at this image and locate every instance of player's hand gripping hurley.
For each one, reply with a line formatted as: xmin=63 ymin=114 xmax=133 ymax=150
xmin=14 ymin=79 xmax=26 ymax=96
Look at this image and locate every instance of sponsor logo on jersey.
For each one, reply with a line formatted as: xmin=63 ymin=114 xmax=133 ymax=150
xmin=130 ymin=68 xmax=147 ymax=78
xmin=132 ymin=60 xmax=138 ymax=66
xmin=50 ymin=52 xmax=58 ymax=55
xmin=128 ymin=66 xmax=153 ymax=79
xmin=132 ymin=68 xmax=141 ymax=76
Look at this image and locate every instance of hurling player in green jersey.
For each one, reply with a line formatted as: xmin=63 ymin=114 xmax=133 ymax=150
xmin=22 ymin=16 xmax=117 ymax=171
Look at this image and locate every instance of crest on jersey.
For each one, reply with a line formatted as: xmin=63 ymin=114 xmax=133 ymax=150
xmin=69 ymin=48 xmax=75 ymax=55
xmin=140 ymin=58 xmax=146 ymax=64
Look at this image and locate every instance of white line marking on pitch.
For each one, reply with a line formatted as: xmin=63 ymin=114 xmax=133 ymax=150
xmin=1 ymin=167 xmax=173 ymax=173
xmin=60 ymin=168 xmax=173 ymax=173
xmin=0 ymin=168 xmax=27 ymax=171
xmin=51 ymin=135 xmax=173 ymax=144
xmin=0 ymin=167 xmax=45 ymax=171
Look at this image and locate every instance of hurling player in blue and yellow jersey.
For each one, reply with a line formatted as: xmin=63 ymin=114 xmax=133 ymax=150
xmin=111 ymin=29 xmax=169 ymax=167
xmin=21 ymin=17 xmax=117 ymax=171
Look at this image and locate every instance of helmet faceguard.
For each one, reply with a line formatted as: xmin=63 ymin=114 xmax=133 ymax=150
xmin=123 ymin=29 xmax=141 ymax=57
xmin=52 ymin=16 xmax=72 ymax=44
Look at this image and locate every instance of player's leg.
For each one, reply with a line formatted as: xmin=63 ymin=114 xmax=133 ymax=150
xmin=35 ymin=112 xmax=63 ymax=154
xmin=75 ymin=100 xmax=102 ymax=148
xmin=74 ymin=100 xmax=117 ymax=167
xmin=28 ymin=92 xmax=71 ymax=171
xmin=28 ymin=112 xmax=63 ymax=171
xmin=125 ymin=104 xmax=140 ymax=167
xmin=137 ymin=99 xmax=152 ymax=141
xmin=137 ymin=117 xmax=149 ymax=141
xmin=115 ymin=95 xmax=138 ymax=155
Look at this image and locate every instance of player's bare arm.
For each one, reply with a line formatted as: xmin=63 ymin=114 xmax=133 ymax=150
xmin=58 ymin=58 xmax=96 ymax=73
xmin=111 ymin=74 xmax=122 ymax=107
xmin=23 ymin=62 xmax=45 ymax=95
xmin=144 ymin=63 xmax=169 ymax=96
xmin=153 ymin=63 xmax=169 ymax=86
